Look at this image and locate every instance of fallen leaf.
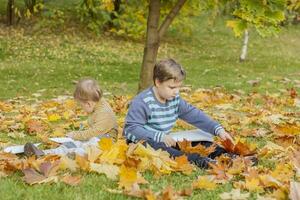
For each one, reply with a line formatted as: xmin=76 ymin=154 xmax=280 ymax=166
xmin=39 ymin=160 xmax=60 ymax=177
xmin=61 ymin=175 xmax=82 ymax=186
xmin=59 ymin=156 xmax=78 ymax=172
xmin=90 ymin=163 xmax=119 ymax=180
xmin=22 ymin=168 xmax=58 ymax=185
xmin=290 ymin=181 xmax=300 ymax=200
xmin=220 ymin=189 xmax=250 ymax=200
xmin=75 ymin=154 xmax=90 ymax=171
xmin=192 ymin=176 xmax=217 ymax=190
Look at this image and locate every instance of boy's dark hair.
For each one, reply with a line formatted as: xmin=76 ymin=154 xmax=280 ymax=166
xmin=153 ymin=59 xmax=186 ymax=84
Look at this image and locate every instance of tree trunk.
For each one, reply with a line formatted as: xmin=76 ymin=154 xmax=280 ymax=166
xmin=239 ymin=29 xmax=249 ymax=62
xmin=138 ymin=0 xmax=161 ymax=92
xmin=138 ymin=0 xmax=187 ymax=92
xmin=6 ymin=0 xmax=14 ymax=26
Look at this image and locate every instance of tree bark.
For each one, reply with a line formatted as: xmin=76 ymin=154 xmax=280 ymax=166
xmin=138 ymin=0 xmax=160 ymax=92
xmin=239 ymin=29 xmax=249 ymax=62
xmin=7 ymin=0 xmax=14 ymax=26
xmin=138 ymin=0 xmax=187 ymax=92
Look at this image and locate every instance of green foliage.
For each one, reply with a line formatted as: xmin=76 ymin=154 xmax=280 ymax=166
xmin=34 ymin=8 xmax=65 ymax=31
xmin=225 ymin=0 xmax=287 ymax=37
xmin=0 ymin=16 xmax=299 ymax=99
xmin=76 ymin=0 xmax=203 ymax=38
xmin=76 ymin=0 xmax=115 ymax=34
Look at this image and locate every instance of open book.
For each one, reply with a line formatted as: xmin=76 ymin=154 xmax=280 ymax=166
xmin=170 ymin=129 xmax=214 ymax=142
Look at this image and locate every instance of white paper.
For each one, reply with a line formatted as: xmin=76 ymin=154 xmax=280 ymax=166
xmin=4 ymin=143 xmax=41 ymax=154
xmin=49 ymin=137 xmax=75 ymax=144
xmin=170 ymin=129 xmax=214 ymax=142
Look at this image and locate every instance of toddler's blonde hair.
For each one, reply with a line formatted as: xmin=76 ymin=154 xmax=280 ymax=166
xmin=73 ymin=78 xmax=102 ymax=102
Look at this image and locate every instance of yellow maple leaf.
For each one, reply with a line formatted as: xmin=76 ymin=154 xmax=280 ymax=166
xmin=271 ymin=163 xmax=293 ymax=183
xmin=90 ymin=163 xmax=119 ymax=180
xmin=47 ymin=114 xmax=61 ymax=122
xmin=87 ymin=146 xmax=102 ymax=163
xmin=245 ymin=178 xmax=263 ymax=192
xmin=98 ymin=137 xmax=113 ymax=151
xmin=64 ymin=99 xmax=76 ymax=110
xmin=99 ymin=140 xmax=127 ymax=165
xmin=51 ymin=127 xmax=65 ymax=137
xmin=119 ymin=165 xmax=138 ymax=190
xmin=59 ymin=155 xmax=78 ymax=172
xmin=192 ymin=176 xmax=217 ymax=190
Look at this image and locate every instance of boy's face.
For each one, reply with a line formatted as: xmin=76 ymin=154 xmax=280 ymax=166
xmin=78 ymin=100 xmax=97 ymax=113
xmin=154 ymin=79 xmax=182 ymax=102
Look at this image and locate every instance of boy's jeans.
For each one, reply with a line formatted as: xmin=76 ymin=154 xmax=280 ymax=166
xmin=140 ymin=130 xmax=228 ymax=168
xmin=145 ymin=140 xmax=227 ymax=160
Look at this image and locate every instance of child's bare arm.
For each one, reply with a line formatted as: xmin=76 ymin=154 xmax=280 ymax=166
xmin=67 ymin=109 xmax=117 ymax=141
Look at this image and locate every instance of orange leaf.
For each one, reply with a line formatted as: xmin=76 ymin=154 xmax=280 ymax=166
xmin=177 ymin=139 xmax=216 ymax=156
xmin=61 ymin=175 xmax=82 ymax=186
xmin=220 ymin=139 xmax=256 ymax=156
xmin=26 ymin=120 xmax=46 ymax=134
xmin=174 ymin=155 xmax=194 ymax=175
xmin=75 ymin=154 xmax=90 ymax=171
xmin=208 ymin=163 xmax=230 ymax=181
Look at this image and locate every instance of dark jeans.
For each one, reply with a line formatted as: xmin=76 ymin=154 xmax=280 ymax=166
xmin=144 ymin=140 xmax=227 ymax=161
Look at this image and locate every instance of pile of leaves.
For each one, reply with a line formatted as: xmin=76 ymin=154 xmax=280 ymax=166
xmin=1 ymin=87 xmax=300 ymax=199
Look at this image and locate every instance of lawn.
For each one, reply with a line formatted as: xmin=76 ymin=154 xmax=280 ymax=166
xmin=0 ymin=1 xmax=300 ymax=199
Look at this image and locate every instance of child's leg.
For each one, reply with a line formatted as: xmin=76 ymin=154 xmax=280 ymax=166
xmin=44 ymin=145 xmax=74 ymax=155
xmin=80 ymin=137 xmax=100 ymax=149
xmin=146 ymin=140 xmax=184 ymax=157
xmin=145 ymin=140 xmax=215 ymax=169
xmin=191 ymin=141 xmax=227 ymax=159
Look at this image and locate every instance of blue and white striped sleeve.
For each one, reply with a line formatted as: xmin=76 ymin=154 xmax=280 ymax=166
xmin=178 ymin=97 xmax=224 ymax=136
xmin=123 ymin=98 xmax=165 ymax=143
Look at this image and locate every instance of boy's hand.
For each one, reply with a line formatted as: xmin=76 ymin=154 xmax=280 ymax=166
xmin=162 ymin=135 xmax=176 ymax=147
xmin=218 ymin=130 xmax=234 ymax=143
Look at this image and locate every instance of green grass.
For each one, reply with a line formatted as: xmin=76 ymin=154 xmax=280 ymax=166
xmin=0 ymin=15 xmax=299 ymax=100
xmin=0 ymin=2 xmax=300 ymax=199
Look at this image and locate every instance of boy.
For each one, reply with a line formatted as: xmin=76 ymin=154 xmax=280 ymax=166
xmin=24 ymin=78 xmax=118 ymax=156
xmin=124 ymin=59 xmax=234 ymax=169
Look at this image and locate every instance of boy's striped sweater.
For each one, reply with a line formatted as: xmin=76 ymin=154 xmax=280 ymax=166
xmin=124 ymin=87 xmax=224 ymax=143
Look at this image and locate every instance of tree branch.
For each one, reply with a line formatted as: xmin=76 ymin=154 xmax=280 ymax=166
xmin=158 ymin=0 xmax=187 ymax=39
